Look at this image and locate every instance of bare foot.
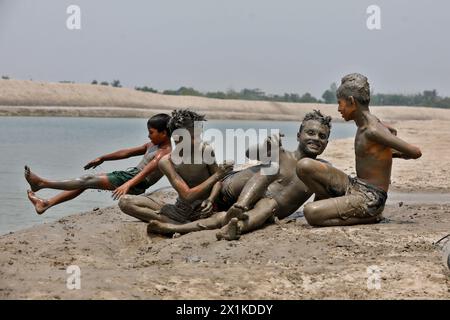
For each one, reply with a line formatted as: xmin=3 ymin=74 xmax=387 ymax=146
xmin=27 ymin=190 xmax=49 ymax=215
xmin=24 ymin=166 xmax=44 ymax=192
xmin=147 ymin=220 xmax=174 ymax=236
xmin=216 ymin=218 xmax=241 ymax=241
xmin=223 ymin=204 xmax=249 ymax=225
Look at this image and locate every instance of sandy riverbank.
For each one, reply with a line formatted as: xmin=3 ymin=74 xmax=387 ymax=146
xmin=2 ymin=79 xmax=450 ymax=121
xmin=1 ymin=115 xmax=449 ymax=299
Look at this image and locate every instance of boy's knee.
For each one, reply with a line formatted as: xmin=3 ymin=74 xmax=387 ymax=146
xmin=118 ymin=195 xmax=136 ymax=212
xmin=296 ymin=158 xmax=318 ymax=178
xmin=303 ymin=202 xmax=322 ymax=226
xmin=80 ymin=174 xmax=96 ymax=184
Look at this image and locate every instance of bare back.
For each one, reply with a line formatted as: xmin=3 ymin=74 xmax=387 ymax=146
xmin=355 ymin=115 xmax=393 ymax=191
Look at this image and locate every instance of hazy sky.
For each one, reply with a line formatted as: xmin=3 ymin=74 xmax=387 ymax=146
xmin=1 ymin=0 xmax=449 ymax=97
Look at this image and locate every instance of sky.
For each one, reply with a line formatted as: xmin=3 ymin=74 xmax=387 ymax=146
xmin=1 ymin=0 xmax=450 ymax=97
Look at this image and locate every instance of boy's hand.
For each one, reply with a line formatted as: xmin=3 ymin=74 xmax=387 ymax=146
xmin=199 ymin=199 xmax=214 ymax=218
xmin=392 ymin=149 xmax=417 ymax=159
xmin=112 ymin=183 xmax=131 ymax=200
xmin=266 ymin=133 xmax=284 ymax=147
xmin=84 ymin=157 xmax=103 ymax=170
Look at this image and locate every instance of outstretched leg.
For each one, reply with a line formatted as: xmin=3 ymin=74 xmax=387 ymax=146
xmin=25 ymin=166 xmax=114 ymax=191
xmin=303 ymin=195 xmax=381 ymax=227
xmin=223 ymin=171 xmax=276 ymax=224
xmin=119 ymin=194 xmax=176 ymax=223
xmin=147 ymin=211 xmax=226 ymax=236
xmin=27 ymin=189 xmax=85 ymax=215
xmin=217 ymin=198 xmax=278 ymax=240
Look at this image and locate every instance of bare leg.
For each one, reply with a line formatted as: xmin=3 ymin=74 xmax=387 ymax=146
xmin=303 ymin=195 xmax=382 ymax=227
xmin=296 ymin=158 xmax=349 ymax=199
xmin=24 ymin=166 xmax=114 ymax=191
xmin=217 ymin=198 xmax=278 ymax=241
xmin=223 ymin=172 xmax=276 ymax=223
xmin=147 ymin=212 xmax=226 ymax=236
xmin=118 ymin=194 xmax=176 ymax=223
xmin=27 ymin=189 xmax=85 ymax=215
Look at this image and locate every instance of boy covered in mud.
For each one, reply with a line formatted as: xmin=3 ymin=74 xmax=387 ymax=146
xmin=25 ymin=113 xmax=172 ymax=214
xmin=297 ymin=73 xmax=422 ymax=226
xmin=147 ymin=110 xmax=332 ymax=240
xmin=118 ymin=109 xmax=234 ymax=223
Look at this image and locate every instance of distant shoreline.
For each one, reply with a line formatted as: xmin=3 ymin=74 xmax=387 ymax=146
xmin=2 ymin=105 xmax=450 ymax=122
xmin=2 ymin=80 xmax=450 ymax=121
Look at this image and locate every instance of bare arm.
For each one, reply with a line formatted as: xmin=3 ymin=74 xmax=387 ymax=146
xmin=84 ymin=143 xmax=149 ymax=169
xmin=234 ymin=171 xmax=278 ymax=210
xmin=111 ymin=145 xmax=171 ymax=199
xmin=366 ymin=124 xmax=422 ymax=159
xmin=198 ymin=181 xmax=223 ymax=217
xmin=381 ymin=122 xmax=397 ymax=136
xmin=158 ymin=155 xmax=232 ymax=203
xmin=245 ymin=134 xmax=283 ymax=161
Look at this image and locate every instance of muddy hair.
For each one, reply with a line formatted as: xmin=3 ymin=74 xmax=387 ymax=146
xmin=336 ymin=73 xmax=371 ymax=106
xmin=299 ymin=109 xmax=332 ymax=135
xmin=167 ymin=109 xmax=206 ymax=134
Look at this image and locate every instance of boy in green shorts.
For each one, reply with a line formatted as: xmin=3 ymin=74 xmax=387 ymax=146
xmin=24 ymin=113 xmax=172 ymax=215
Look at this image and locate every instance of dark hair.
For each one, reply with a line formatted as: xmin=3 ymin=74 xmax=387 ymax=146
xmin=168 ymin=109 xmax=206 ymax=133
xmin=299 ymin=109 xmax=332 ymax=135
xmin=336 ymin=73 xmax=370 ymax=106
xmin=147 ymin=113 xmax=171 ymax=136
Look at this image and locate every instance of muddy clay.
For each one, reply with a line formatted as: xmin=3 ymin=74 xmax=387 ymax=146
xmin=0 ymin=187 xmax=449 ymax=299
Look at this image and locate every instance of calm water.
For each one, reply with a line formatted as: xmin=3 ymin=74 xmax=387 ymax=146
xmin=0 ymin=117 xmax=356 ymax=235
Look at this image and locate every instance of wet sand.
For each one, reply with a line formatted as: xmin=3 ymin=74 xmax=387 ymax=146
xmin=0 ymin=191 xmax=449 ymax=299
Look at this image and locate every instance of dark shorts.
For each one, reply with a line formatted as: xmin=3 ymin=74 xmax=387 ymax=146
xmin=106 ymin=167 xmax=150 ymax=195
xmin=335 ymin=176 xmax=388 ymax=220
xmin=159 ymin=198 xmax=204 ymax=223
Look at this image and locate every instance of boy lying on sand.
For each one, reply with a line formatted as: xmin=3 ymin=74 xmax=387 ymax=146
xmin=24 ymin=113 xmax=172 ymax=214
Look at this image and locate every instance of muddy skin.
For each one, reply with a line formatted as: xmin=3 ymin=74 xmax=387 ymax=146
xmin=24 ymin=166 xmax=43 ymax=192
xmin=25 ymin=166 xmax=112 ymax=191
xmin=298 ymin=73 xmax=422 ymax=227
xmin=120 ymin=143 xmax=233 ymax=223
xmin=147 ymin=111 xmax=332 ymax=240
xmin=216 ymin=218 xmax=241 ymax=241
xmin=119 ymin=110 xmax=233 ymax=223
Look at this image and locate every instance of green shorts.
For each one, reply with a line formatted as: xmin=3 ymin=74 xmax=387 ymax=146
xmin=106 ymin=167 xmax=150 ymax=195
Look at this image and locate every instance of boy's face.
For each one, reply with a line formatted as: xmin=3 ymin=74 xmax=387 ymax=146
xmin=297 ymin=120 xmax=329 ymax=157
xmin=337 ymin=97 xmax=357 ymax=121
xmin=148 ymin=127 xmax=167 ymax=145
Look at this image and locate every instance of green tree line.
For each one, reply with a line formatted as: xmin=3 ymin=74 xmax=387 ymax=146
xmin=2 ymin=75 xmax=449 ymax=108
xmin=134 ymin=83 xmax=450 ymax=108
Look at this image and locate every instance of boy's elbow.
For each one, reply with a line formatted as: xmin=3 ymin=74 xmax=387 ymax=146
xmin=179 ymin=188 xmax=194 ymax=202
